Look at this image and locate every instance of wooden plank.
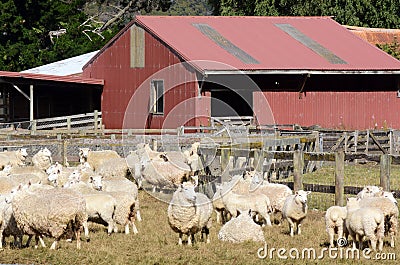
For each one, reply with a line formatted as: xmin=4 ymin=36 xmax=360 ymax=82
xmin=330 ymin=133 xmax=345 ymax=151
xmin=369 ymin=131 xmax=388 ymax=154
xmin=380 ymin=154 xmax=391 ymax=191
xmin=335 ymin=151 xmax=345 ymax=206
xmin=293 ymin=150 xmax=304 ymax=191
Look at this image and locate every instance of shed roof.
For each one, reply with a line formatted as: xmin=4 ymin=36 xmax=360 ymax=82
xmin=85 ymin=16 xmax=400 ymax=74
xmin=21 ymin=50 xmax=99 ymax=76
xmin=0 ymin=71 xmax=104 ymax=86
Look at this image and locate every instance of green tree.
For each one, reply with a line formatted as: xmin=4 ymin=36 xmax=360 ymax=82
xmin=208 ymin=0 xmax=400 ymax=28
xmin=0 ymin=0 xmax=172 ymax=72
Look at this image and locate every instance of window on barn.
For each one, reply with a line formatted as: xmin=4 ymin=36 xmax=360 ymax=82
xmin=150 ymin=80 xmax=164 ymax=114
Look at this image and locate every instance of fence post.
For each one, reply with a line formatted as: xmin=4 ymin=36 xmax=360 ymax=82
xmin=293 ymin=149 xmax=304 ymax=192
xmin=221 ymin=148 xmax=230 ymax=183
xmin=94 ymin=110 xmax=99 ymax=130
xmin=31 ymin=120 xmax=37 ymax=132
xmin=253 ymin=148 xmax=263 ymax=174
xmin=335 ymin=150 xmax=345 ymax=206
xmin=380 ymin=154 xmax=391 ymax=191
xmin=67 ymin=117 xmax=71 ymax=131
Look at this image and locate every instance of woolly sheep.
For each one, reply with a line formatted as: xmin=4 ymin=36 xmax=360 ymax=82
xmin=32 ymin=148 xmax=53 ymax=171
xmin=356 ymin=185 xmax=381 ymax=199
xmin=325 ymin=206 xmax=348 ymax=248
xmin=11 ymin=186 xmax=87 ymax=250
xmin=0 ymin=194 xmax=24 ymax=249
xmin=87 ymin=175 xmax=141 ymax=222
xmin=8 ymin=165 xmax=47 ymax=181
xmin=106 ymin=191 xmax=139 ymax=235
xmin=212 ymin=185 xmax=227 ymax=225
xmin=218 ymin=210 xmax=265 ymax=243
xmin=282 ymin=190 xmax=311 ymax=237
xmin=141 ymin=153 xmax=192 ymax=191
xmin=222 ymin=190 xmax=272 ymax=227
xmin=79 ymin=148 xmax=121 ymax=171
xmin=359 ymin=196 xmax=399 ymax=248
xmin=81 ymin=193 xmax=117 ymax=237
xmin=346 ymin=197 xmax=385 ymax=252
xmin=231 ymin=171 xmax=292 ymax=224
xmin=167 ymin=182 xmax=213 ymax=245
xmin=0 ymin=148 xmax=28 ymax=169
xmin=95 ymin=157 xmax=131 ymax=180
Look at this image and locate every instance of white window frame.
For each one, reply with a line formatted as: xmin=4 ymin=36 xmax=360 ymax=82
xmin=150 ymin=79 xmax=164 ymax=115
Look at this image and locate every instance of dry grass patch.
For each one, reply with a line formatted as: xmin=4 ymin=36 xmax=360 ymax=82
xmin=0 ymin=164 xmax=399 ymax=264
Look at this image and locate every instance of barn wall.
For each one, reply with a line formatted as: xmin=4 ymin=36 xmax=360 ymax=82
xmin=83 ymin=25 xmax=199 ymax=129
xmin=255 ymin=91 xmax=400 ymax=129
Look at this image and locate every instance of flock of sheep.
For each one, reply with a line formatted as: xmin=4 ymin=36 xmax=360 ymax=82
xmin=0 ymin=142 xmax=398 ymax=254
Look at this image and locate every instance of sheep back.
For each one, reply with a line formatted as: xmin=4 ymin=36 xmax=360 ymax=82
xmin=218 ymin=212 xmax=265 ymax=243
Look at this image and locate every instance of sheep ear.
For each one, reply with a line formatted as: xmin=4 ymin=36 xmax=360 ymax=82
xmin=379 ymin=187 xmax=383 ymax=191
xmin=306 ymin=191 xmax=311 ymax=195
xmin=295 ymin=191 xmax=299 ymax=195
xmin=346 ymin=197 xmax=350 ymax=202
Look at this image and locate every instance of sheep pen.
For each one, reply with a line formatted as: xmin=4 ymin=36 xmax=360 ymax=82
xmin=0 ymin=141 xmax=399 ymax=263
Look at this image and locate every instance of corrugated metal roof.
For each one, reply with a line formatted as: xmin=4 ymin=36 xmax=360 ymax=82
xmin=21 ymin=50 xmax=99 ymax=76
xmin=0 ymin=71 xmax=104 ymax=85
xmin=346 ymin=25 xmax=400 ymax=51
xmin=86 ymin=16 xmax=400 ymax=73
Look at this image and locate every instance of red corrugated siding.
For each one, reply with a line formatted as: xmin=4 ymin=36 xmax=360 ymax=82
xmin=83 ymin=27 xmax=199 ymax=129
xmin=255 ymin=91 xmax=400 ymax=129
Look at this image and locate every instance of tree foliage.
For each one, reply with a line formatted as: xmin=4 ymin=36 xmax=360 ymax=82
xmin=208 ymin=0 xmax=400 ymax=29
xmin=0 ymin=0 xmax=172 ymax=72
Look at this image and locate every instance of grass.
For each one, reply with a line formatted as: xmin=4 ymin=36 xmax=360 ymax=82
xmin=0 ymin=164 xmax=399 ymax=264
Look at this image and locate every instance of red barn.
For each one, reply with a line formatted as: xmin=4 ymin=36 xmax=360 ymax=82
xmin=83 ymin=16 xmax=400 ymax=130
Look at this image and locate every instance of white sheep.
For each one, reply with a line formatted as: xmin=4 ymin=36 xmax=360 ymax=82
xmin=212 ymin=185 xmax=228 ymax=225
xmin=325 ymin=206 xmax=348 ymax=248
xmin=106 ymin=191 xmax=139 ymax=235
xmin=0 ymin=148 xmax=28 ymax=169
xmin=346 ymin=197 xmax=385 ymax=252
xmin=32 ymin=148 xmax=53 ymax=171
xmin=87 ymin=175 xmax=142 ymax=222
xmin=0 ymin=194 xmax=24 ymax=249
xmin=8 ymin=165 xmax=48 ymax=181
xmin=356 ymin=185 xmax=381 ymax=199
xmin=78 ymin=148 xmax=121 ymax=171
xmin=167 ymin=182 xmax=213 ymax=245
xmin=230 ymin=171 xmax=292 ymax=224
xmin=359 ymin=196 xmax=399 ymax=248
xmin=81 ymin=193 xmax=117 ymax=237
xmin=141 ymin=153 xmax=192 ymax=191
xmin=222 ymin=190 xmax=272 ymax=227
xmin=218 ymin=209 xmax=265 ymax=243
xmin=10 ymin=186 xmax=87 ymax=250
xmin=95 ymin=157 xmax=130 ymax=180
xmin=282 ymin=190 xmax=311 ymax=237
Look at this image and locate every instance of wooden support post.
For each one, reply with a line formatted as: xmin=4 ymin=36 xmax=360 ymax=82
xmin=380 ymin=154 xmax=391 ymax=191
xmin=152 ymin=139 xmax=157 ymax=151
xmin=253 ymin=148 xmax=263 ymax=174
xmin=335 ymin=150 xmax=345 ymax=206
xmin=94 ymin=110 xmax=99 ymax=130
xmin=62 ymin=139 xmax=67 ymax=166
xmin=293 ymin=150 xmax=304 ymax=192
xmin=67 ymin=117 xmax=71 ymax=131
xmin=220 ymin=148 xmax=230 ymax=183
xmin=365 ymin=130 xmax=370 ymax=154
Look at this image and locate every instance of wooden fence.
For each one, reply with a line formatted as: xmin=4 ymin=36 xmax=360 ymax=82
xmin=197 ymin=143 xmax=400 ymax=207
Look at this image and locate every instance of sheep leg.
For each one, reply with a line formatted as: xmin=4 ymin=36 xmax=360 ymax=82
xmin=178 ymin=233 xmax=183 ymax=245
xmin=136 ymin=209 xmax=142 ymax=222
xmin=260 ymin=212 xmax=272 ymax=227
xmin=297 ymin=222 xmax=302 ymax=235
xmin=124 ymin=224 xmax=130 ymax=234
xmin=328 ymin=228 xmax=335 ymax=248
xmin=131 ymin=220 xmax=139 ymax=234
xmin=287 ymin=218 xmax=295 ymax=237
xmin=35 ymin=236 xmax=46 ymax=249
xmin=75 ymin=229 xmax=81 ymax=250
xmin=50 ymin=240 xmax=58 ymax=250
xmin=83 ymin=221 xmax=89 ymax=237
xmin=369 ymin=235 xmax=377 ymax=252
xmin=215 ymin=210 xmax=221 ymax=224
xmin=203 ymin=227 xmax=210 ymax=244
